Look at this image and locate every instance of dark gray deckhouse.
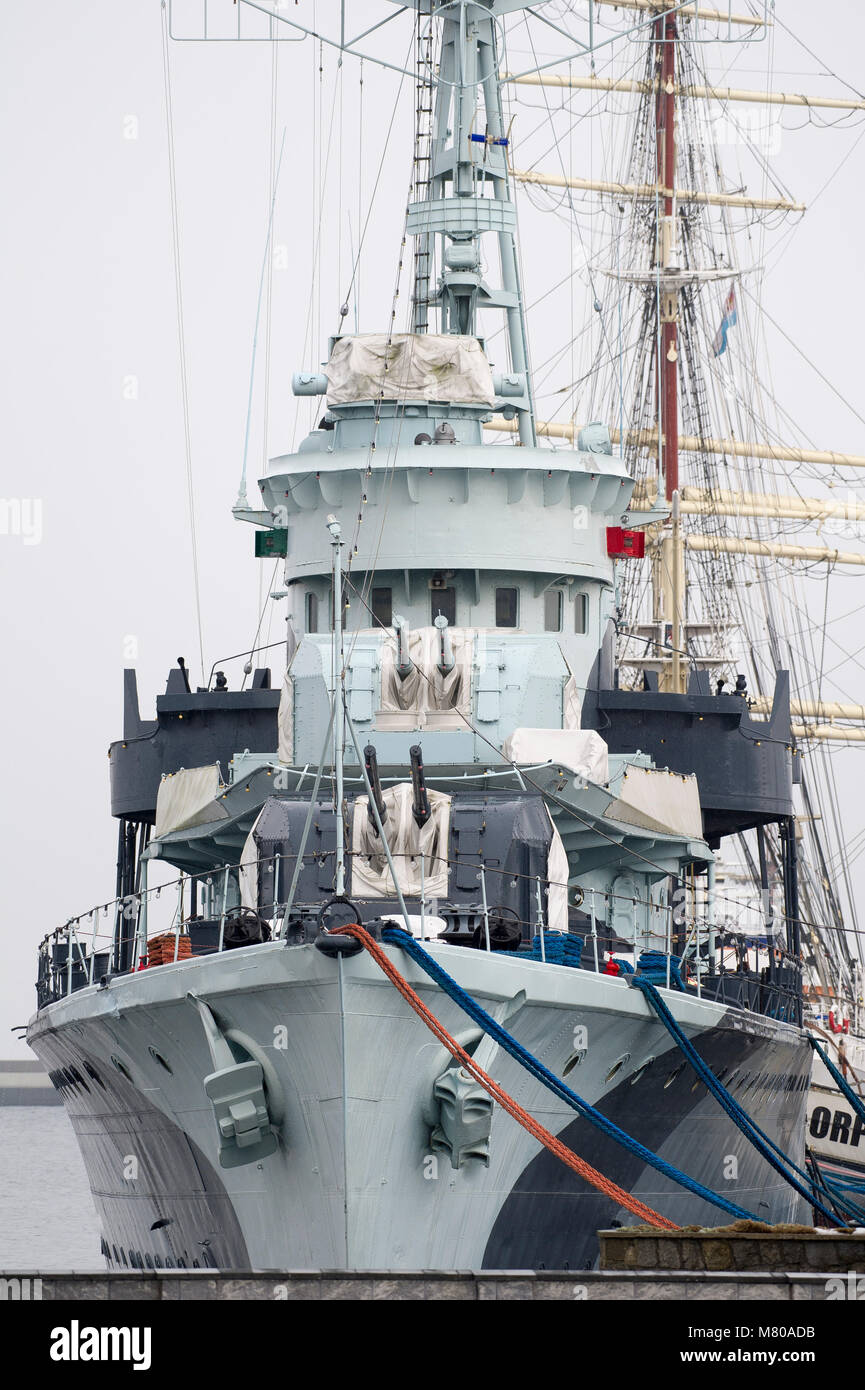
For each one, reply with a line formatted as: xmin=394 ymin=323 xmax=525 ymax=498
xmin=29 ymin=1 xmax=824 ymax=1273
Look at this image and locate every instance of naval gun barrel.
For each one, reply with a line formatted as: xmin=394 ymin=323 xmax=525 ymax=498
xmin=363 ymin=744 xmax=387 ymax=834
xmin=393 ymin=614 xmax=412 ymax=680
xmin=434 ymin=613 xmax=455 ymax=675
xmin=409 ymin=745 xmax=431 ymax=828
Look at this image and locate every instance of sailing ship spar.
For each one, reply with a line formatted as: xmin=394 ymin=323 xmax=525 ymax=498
xmin=25 ymin=0 xmax=865 ymax=1270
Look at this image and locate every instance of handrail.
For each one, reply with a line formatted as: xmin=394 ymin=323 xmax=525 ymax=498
xmin=35 ymin=850 xmax=804 ymax=1025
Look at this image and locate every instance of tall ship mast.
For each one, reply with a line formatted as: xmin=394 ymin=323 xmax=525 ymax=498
xmin=26 ymin=1 xmax=865 ymax=1271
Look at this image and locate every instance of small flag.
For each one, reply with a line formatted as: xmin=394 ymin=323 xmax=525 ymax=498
xmin=712 ymin=287 xmax=738 ymax=357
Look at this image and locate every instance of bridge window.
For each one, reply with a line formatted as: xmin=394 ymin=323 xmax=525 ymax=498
xmin=371 ymin=587 xmax=393 ymax=627
xmin=575 ymin=592 xmax=588 ymax=634
xmin=306 ymin=591 xmax=319 ymax=634
xmin=544 ymin=589 xmax=563 ymax=632
xmin=431 ymin=587 xmax=456 ymax=626
xmin=495 ymin=587 xmax=518 ymax=628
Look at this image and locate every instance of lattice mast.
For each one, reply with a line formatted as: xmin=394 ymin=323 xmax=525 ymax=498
xmin=405 ymin=1 xmax=536 ymax=445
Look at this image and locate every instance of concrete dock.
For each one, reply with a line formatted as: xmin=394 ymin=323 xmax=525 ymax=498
xmin=0 ymin=1269 xmax=857 ymax=1301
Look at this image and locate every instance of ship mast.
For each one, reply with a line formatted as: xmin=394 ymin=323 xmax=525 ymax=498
xmin=406 ymin=1 xmax=537 ymax=446
xmin=656 ymin=10 xmax=678 ymax=505
xmin=652 ymin=11 xmax=687 ymax=693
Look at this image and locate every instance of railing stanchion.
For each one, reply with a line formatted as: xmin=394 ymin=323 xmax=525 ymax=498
xmin=480 ymin=866 xmax=491 ymax=952
xmin=270 ymin=852 xmax=281 ymax=937
xmin=218 ymin=865 xmax=231 ymax=953
xmin=666 ymin=901 xmax=672 ymax=990
xmin=591 ymin=890 xmax=599 ymax=973
xmin=420 ymin=851 xmax=426 ymax=942
xmin=134 ymin=860 xmax=148 ymax=970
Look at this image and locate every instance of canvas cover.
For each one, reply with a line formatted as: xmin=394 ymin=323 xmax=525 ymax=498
xmin=239 ymin=811 xmax=263 ymax=911
xmin=277 ymin=667 xmax=294 ymax=765
xmin=379 ymin=626 xmax=474 ymax=718
xmin=607 ymin=765 xmax=703 ymax=840
xmin=351 ymin=781 xmax=451 ymax=899
xmin=501 ymin=728 xmax=610 ymax=785
xmin=154 ymin=764 xmax=225 ymax=838
xmin=546 ymin=812 xmax=569 ymax=932
xmin=326 ymin=333 xmax=495 ymax=406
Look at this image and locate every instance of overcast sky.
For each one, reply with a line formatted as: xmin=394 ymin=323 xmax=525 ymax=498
xmin=2 ymin=0 xmax=864 ymax=1054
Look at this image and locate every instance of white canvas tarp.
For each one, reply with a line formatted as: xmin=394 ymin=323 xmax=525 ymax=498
xmin=326 ymin=333 xmax=495 ymax=406
xmin=607 ymin=766 xmax=703 ymax=840
xmin=351 ymin=781 xmax=451 ymax=899
xmin=546 ymin=812 xmax=569 ymax=932
xmin=239 ymin=810 xmax=263 ymax=911
xmin=154 ymin=764 xmax=226 ymax=838
xmin=379 ymin=626 xmax=473 ymax=718
xmin=501 ymin=728 xmax=609 ymax=786
xmin=278 ymin=668 xmax=294 ymax=765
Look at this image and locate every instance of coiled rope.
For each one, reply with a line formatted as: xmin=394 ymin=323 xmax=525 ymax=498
xmin=331 ymin=923 xmax=678 ymax=1229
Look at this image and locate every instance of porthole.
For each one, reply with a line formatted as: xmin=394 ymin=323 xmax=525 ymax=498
xmin=630 ymin=1056 xmax=655 ymax=1085
xmin=664 ymin=1063 xmax=685 ymax=1089
xmin=83 ymin=1061 xmax=105 ymax=1088
xmin=563 ymin=1048 xmax=587 ymax=1077
xmin=605 ymin=1053 xmax=630 ymax=1083
xmin=148 ymin=1046 xmax=173 ymax=1075
xmin=110 ymin=1055 xmax=132 ymax=1082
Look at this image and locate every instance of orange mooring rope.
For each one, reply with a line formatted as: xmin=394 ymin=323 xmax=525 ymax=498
xmin=333 ymin=924 xmax=679 ymax=1231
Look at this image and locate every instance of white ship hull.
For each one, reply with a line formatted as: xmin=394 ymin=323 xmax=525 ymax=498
xmin=28 ymin=941 xmax=810 ymax=1271
xmin=806 ymin=1034 xmax=865 ymax=1183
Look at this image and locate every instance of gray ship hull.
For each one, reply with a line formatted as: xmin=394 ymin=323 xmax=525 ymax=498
xmin=27 ymin=939 xmax=810 ymax=1271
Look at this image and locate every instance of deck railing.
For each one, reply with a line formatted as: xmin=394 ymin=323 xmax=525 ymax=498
xmin=35 ymin=850 xmax=803 ymax=1024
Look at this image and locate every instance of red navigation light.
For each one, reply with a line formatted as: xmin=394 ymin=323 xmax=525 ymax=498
xmin=606 ymin=527 xmax=645 ymax=559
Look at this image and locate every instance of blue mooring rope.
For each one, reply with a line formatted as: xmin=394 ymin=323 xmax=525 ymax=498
xmin=380 ymin=926 xmax=756 ymax=1222
xmin=806 ymin=1153 xmax=865 ymax=1225
xmin=808 ymin=1036 xmax=865 ymax=1127
xmin=628 ymin=975 xmax=842 ymax=1226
